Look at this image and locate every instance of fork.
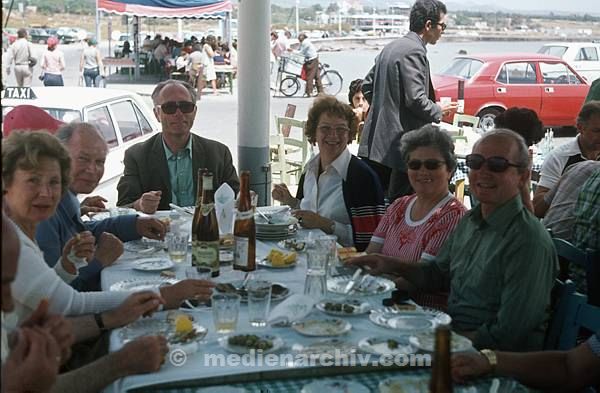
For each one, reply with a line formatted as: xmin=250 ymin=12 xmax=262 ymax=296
xmin=256 ymin=210 xmax=274 ymax=224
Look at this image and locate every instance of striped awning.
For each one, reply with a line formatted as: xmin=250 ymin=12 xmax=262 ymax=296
xmin=97 ymin=0 xmax=232 ymax=18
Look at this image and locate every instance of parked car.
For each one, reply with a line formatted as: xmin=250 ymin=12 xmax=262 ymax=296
xmin=1 ymin=87 xmax=160 ymax=206
xmin=28 ymin=28 xmax=51 ymax=44
xmin=538 ymin=42 xmax=600 ymax=83
xmin=56 ymin=27 xmax=79 ymax=44
xmin=433 ymin=53 xmax=590 ymax=132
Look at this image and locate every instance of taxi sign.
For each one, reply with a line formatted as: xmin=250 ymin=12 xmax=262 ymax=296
xmin=2 ymin=87 xmax=37 ymax=100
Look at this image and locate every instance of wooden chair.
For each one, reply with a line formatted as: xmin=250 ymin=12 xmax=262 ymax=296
xmin=270 ymin=116 xmax=310 ymax=185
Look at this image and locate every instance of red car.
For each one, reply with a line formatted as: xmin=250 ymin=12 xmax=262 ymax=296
xmin=433 ymin=53 xmax=590 ymax=132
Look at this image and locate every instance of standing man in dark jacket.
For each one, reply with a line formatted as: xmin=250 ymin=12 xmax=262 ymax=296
xmin=358 ymin=0 xmax=457 ymax=201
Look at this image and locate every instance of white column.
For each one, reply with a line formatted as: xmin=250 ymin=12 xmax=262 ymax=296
xmin=295 ymin=0 xmax=300 ymax=35
xmin=237 ymin=0 xmax=271 ymax=205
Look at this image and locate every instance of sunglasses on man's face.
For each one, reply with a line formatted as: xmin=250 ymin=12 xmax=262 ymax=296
xmin=465 ymin=154 xmax=522 ymax=173
xmin=158 ymin=101 xmax=196 ymax=115
xmin=407 ymin=159 xmax=445 ymax=170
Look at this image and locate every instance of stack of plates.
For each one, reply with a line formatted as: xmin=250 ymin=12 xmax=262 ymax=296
xmin=255 ymin=217 xmax=298 ymax=240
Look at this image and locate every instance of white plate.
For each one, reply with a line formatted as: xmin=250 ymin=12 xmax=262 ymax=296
xmin=292 ymin=338 xmax=357 ymax=358
xmin=316 ymin=299 xmax=371 ymax=316
xmin=132 ymin=257 xmax=174 ymax=271
xmin=196 ymin=387 xmax=247 ymax=393
xmin=358 ymin=335 xmax=416 ymax=356
xmin=409 ymin=331 xmax=473 ymax=353
xmin=327 ymin=275 xmax=395 ymax=295
xmin=119 ymin=315 xmax=207 ymax=345
xmin=369 ymin=310 xmax=437 ymax=332
xmin=219 ymin=333 xmax=284 ymax=354
xmin=292 ymin=318 xmax=352 ymax=337
xmin=277 ymin=239 xmax=306 ymax=251
xmin=124 ymin=239 xmax=165 ymax=253
xmin=215 ymin=281 xmax=291 ymax=303
xmin=378 ymin=376 xmax=429 ymax=393
xmin=255 ymin=216 xmax=298 ymax=229
xmin=301 ymin=380 xmax=370 ymax=393
xmin=257 ymin=257 xmax=297 ymax=269
xmin=109 ymin=278 xmax=177 ymax=291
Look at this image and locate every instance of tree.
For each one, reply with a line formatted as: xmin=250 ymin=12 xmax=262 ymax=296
xmin=326 ymin=3 xmax=339 ymax=13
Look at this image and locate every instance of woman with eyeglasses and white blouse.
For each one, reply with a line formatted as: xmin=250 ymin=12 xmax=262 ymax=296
xmin=272 ymin=95 xmax=385 ymax=251
xmin=365 ymin=124 xmax=467 ymax=310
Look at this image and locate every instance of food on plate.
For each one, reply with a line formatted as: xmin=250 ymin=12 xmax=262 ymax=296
xmin=227 ymin=334 xmax=273 ymax=350
xmin=266 ymin=249 xmax=297 ymax=267
xmin=215 ymin=282 xmax=288 ymax=298
xmin=219 ymin=234 xmax=235 ymax=248
xmin=387 ymin=339 xmax=399 ymax=349
xmin=324 ymin=302 xmax=356 ymax=314
xmin=160 ymin=270 xmax=176 ymax=278
xmin=281 ymin=238 xmax=306 ymax=251
xmin=338 ymin=247 xmax=366 ymax=262
xmin=174 ymin=315 xmax=194 ymax=334
xmin=392 ymin=303 xmax=417 ymax=311
xmin=166 ymin=311 xmax=195 ymax=324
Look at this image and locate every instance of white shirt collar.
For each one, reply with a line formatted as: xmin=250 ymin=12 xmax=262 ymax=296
xmin=305 ymin=148 xmax=352 ymax=181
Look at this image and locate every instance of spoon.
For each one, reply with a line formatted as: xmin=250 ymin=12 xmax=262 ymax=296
xmin=256 ymin=210 xmax=274 ymax=224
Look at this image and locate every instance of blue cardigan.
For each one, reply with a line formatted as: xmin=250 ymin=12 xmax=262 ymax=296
xmin=36 ymin=191 xmax=140 ymax=291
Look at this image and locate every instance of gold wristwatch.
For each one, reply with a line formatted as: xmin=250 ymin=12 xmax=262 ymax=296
xmin=480 ymin=349 xmax=497 ymax=373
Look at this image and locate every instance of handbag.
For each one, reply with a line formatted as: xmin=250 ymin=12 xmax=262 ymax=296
xmin=300 ymin=64 xmax=307 ymax=81
xmin=38 ymin=72 xmax=45 ymax=81
xmin=27 ymin=45 xmax=37 ymax=68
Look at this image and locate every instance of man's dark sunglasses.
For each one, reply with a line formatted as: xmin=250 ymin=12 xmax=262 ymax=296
xmin=436 ymin=22 xmax=447 ymax=31
xmin=465 ymin=154 xmax=522 ymax=173
xmin=158 ymin=101 xmax=196 ymax=114
xmin=407 ymin=159 xmax=445 ymax=170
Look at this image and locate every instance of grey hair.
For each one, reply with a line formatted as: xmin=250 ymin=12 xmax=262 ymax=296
xmin=474 ymin=128 xmax=530 ymax=173
xmin=151 ymin=80 xmax=197 ymax=105
xmin=400 ymin=124 xmax=457 ymax=172
xmin=56 ymin=122 xmax=104 ymax=146
xmin=577 ymin=100 xmax=600 ymax=125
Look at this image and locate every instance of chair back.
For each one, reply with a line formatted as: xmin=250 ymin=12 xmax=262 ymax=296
xmin=270 ymin=116 xmax=310 ymax=185
xmin=453 ymin=114 xmax=480 ymax=129
xmin=552 ymin=237 xmax=599 ymax=306
xmin=276 ymin=116 xmax=305 ymax=138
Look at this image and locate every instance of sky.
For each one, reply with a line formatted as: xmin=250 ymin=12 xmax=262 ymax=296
xmin=461 ymin=0 xmax=600 ymax=14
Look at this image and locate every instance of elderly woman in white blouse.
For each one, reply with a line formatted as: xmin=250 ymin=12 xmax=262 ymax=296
xmin=272 ymin=95 xmax=385 ymax=251
xmin=2 ymin=131 xmax=214 ymax=330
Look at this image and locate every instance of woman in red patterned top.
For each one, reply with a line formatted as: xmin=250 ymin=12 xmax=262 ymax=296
xmin=366 ymin=124 xmax=467 ymax=310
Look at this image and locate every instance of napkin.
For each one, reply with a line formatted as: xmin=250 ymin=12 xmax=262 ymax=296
xmin=268 ymin=294 xmax=316 ymax=326
xmin=214 ymin=183 xmax=235 ymax=235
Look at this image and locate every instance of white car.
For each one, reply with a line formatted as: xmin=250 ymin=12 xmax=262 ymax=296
xmin=1 ymin=87 xmax=160 ymax=206
xmin=538 ymin=42 xmax=600 ymax=83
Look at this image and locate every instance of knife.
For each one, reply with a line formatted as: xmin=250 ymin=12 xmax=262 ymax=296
xmin=169 ymin=203 xmax=194 ymax=216
xmin=343 ymin=268 xmax=363 ymax=294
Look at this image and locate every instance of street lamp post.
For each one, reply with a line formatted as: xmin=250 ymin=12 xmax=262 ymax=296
xmin=295 ymin=0 xmax=299 ymax=36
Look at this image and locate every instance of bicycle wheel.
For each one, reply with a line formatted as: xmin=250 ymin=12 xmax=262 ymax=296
xmin=320 ymin=70 xmax=343 ymax=96
xmin=280 ymin=76 xmax=300 ymax=97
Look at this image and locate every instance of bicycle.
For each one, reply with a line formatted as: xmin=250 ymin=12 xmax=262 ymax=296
xmin=276 ymin=54 xmax=343 ymax=97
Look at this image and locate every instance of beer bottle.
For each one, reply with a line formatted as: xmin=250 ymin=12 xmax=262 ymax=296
xmin=233 ymin=171 xmax=256 ymax=271
xmin=429 ymin=325 xmax=453 ymax=393
xmin=192 ymin=172 xmax=220 ymax=277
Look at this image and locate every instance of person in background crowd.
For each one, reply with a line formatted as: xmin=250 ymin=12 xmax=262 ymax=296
xmin=534 ymin=101 xmax=600 ymax=217
xmin=272 ymin=95 xmax=385 ymax=250
xmin=585 ymin=78 xmax=600 ymax=103
xmin=5 ymin=28 xmax=34 ymax=87
xmin=350 ymin=129 xmax=557 ymax=351
xmin=202 ymin=35 xmax=219 ymax=95
xmin=297 ymin=33 xmax=322 ymax=97
xmin=36 ymin=122 xmax=169 ymax=291
xmin=117 ymin=80 xmax=239 ymax=212
xmin=494 ymin=107 xmax=545 ymax=212
xmin=2 ymin=104 xmax=64 ymax=136
xmin=40 ymin=36 xmax=65 ymax=86
xmin=188 ymin=44 xmax=205 ymax=99
xmin=348 ymin=78 xmax=370 ymax=141
xmin=451 ymin=335 xmax=600 ymax=390
xmin=572 ymin=168 xmax=600 ymax=252
xmin=365 ymin=125 xmax=467 ymax=310
xmin=80 ymin=38 xmax=104 ymax=88
xmin=358 ymin=0 xmax=457 ymax=201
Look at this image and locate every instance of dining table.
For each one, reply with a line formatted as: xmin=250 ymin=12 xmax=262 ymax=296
xmin=100 ymin=211 xmax=530 ymax=393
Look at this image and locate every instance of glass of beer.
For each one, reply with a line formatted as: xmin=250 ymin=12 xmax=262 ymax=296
xmin=166 ymin=231 xmax=189 ymax=264
xmin=211 ymin=293 xmax=241 ymax=334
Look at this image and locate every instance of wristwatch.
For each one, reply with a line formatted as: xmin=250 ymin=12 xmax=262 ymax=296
xmin=94 ymin=313 xmax=108 ymax=332
xmin=480 ymin=349 xmax=497 ymax=373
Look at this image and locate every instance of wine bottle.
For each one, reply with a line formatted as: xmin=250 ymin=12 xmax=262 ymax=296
xmin=233 ymin=171 xmax=256 ymax=272
xmin=429 ymin=325 xmax=453 ymax=393
xmin=192 ymin=172 xmax=220 ymax=277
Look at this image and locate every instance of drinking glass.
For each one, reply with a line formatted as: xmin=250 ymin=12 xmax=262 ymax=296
xmin=304 ymin=248 xmax=328 ymax=300
xmin=166 ymin=232 xmax=188 ymax=263
xmin=247 ymin=279 xmax=272 ymax=327
xmin=315 ymin=235 xmax=337 ymax=276
xmin=211 ymin=293 xmax=241 ymax=334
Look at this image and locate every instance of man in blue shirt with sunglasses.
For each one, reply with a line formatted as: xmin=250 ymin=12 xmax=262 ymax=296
xmin=117 ymin=80 xmax=239 ymax=213
xmin=350 ymin=129 xmax=557 ymax=352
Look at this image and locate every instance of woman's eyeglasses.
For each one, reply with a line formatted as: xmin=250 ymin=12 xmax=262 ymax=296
xmin=317 ymin=125 xmax=350 ymax=135
xmin=157 ymin=101 xmax=196 ymax=114
xmin=465 ymin=154 xmax=522 ymax=173
xmin=407 ymin=159 xmax=445 ymax=170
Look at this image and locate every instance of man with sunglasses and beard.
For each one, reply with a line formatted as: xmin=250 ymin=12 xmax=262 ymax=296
xmin=117 ymin=80 xmax=239 ymax=213
xmin=349 ymin=129 xmax=557 ymax=352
